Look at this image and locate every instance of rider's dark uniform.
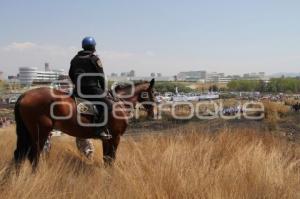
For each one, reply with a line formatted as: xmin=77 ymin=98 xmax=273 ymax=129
xmin=69 ymin=50 xmax=105 ymax=98
xmin=69 ymin=49 xmax=111 ymax=139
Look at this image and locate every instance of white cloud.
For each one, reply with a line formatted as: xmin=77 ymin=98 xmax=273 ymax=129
xmin=3 ymin=42 xmax=37 ymax=51
xmin=1 ymin=42 xmax=155 ymax=60
xmin=1 ymin=42 xmax=78 ymax=56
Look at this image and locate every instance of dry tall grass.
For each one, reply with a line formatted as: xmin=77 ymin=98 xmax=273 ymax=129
xmin=263 ymin=101 xmax=290 ymax=130
xmin=1 ymin=125 xmax=300 ymax=199
xmin=284 ymin=98 xmax=300 ymax=106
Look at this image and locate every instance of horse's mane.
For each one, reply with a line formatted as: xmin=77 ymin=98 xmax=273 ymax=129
xmin=112 ymin=81 xmax=149 ymax=91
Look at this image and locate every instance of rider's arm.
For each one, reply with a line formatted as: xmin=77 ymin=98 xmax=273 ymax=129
xmin=68 ymin=61 xmax=75 ymax=85
xmin=92 ymin=56 xmax=105 ymax=89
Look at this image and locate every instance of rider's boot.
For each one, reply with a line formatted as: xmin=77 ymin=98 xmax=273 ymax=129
xmin=95 ymin=98 xmax=113 ymax=140
xmin=95 ymin=127 xmax=112 ymax=140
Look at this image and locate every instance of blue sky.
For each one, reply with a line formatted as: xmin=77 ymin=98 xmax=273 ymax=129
xmin=0 ymin=0 xmax=300 ymax=77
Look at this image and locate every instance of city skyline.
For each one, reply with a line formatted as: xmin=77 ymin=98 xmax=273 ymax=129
xmin=2 ymin=63 xmax=300 ymax=81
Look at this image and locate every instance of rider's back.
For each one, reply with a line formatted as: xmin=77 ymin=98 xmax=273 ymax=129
xmin=69 ymin=50 xmax=104 ymax=89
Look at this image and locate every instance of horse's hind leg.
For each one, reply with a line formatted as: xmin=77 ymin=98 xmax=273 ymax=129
xmin=14 ymin=135 xmax=31 ymax=170
xmin=27 ymin=119 xmax=53 ymax=170
xmin=28 ymin=132 xmax=50 ymax=170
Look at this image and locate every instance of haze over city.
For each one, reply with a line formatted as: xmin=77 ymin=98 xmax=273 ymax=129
xmin=0 ymin=0 xmax=300 ymax=77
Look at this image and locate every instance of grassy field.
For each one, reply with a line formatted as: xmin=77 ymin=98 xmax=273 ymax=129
xmin=1 ymin=123 xmax=300 ymax=199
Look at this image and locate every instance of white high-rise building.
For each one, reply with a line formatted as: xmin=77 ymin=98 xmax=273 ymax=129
xmin=19 ymin=67 xmax=38 ymax=85
xmin=18 ymin=66 xmax=65 ymax=86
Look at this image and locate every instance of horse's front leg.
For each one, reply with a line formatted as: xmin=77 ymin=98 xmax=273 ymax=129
xmin=76 ymin=138 xmax=94 ymax=159
xmin=102 ymin=135 xmax=120 ymax=166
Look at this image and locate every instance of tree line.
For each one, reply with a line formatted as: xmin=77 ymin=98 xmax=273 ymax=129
xmin=153 ymin=81 xmax=193 ymax=93
xmin=227 ymin=78 xmax=300 ymax=93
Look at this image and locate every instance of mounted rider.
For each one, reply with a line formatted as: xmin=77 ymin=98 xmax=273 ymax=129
xmin=69 ymin=36 xmax=112 ymax=140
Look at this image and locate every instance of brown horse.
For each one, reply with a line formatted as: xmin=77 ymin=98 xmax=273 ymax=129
xmin=14 ymin=79 xmax=156 ymax=169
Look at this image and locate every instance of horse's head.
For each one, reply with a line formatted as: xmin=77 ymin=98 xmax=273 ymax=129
xmin=112 ymin=79 xmax=156 ymax=118
xmin=137 ymin=78 xmax=156 ymax=118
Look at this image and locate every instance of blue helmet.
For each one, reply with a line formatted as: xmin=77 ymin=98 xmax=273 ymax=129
xmin=82 ymin=36 xmax=96 ymax=51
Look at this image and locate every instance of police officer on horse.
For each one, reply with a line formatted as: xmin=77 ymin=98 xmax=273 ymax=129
xmin=69 ymin=36 xmax=112 ymax=140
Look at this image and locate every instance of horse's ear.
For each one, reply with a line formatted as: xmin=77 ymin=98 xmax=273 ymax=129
xmin=149 ymin=78 xmax=155 ymax=88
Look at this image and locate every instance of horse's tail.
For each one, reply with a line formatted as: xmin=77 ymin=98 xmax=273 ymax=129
xmin=14 ymin=94 xmax=32 ymax=163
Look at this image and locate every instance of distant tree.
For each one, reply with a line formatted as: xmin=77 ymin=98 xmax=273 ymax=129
xmin=227 ymin=80 xmax=239 ymax=91
xmin=154 ymin=82 xmax=193 ymax=93
xmin=174 ymin=75 xmax=178 ymax=81
xmin=257 ymin=80 xmax=267 ymax=92
xmin=266 ymin=78 xmax=300 ymax=93
xmin=227 ymin=80 xmax=259 ymax=92
xmin=209 ymin=85 xmax=218 ymax=92
xmin=228 ymin=78 xmax=300 ymax=93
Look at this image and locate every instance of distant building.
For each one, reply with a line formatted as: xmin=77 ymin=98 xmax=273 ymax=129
xmin=177 ymin=70 xmax=271 ymax=84
xmin=8 ymin=75 xmax=18 ymax=80
xmin=242 ymin=72 xmax=269 ymax=82
xmin=217 ymin=77 xmax=233 ymax=84
xmin=107 ymin=74 xmax=173 ymax=82
xmin=119 ymin=70 xmax=136 ymax=78
xmin=177 ymin=71 xmax=207 ymax=81
xmin=205 ymin=72 xmax=233 ymax=84
xmin=206 ymin=72 xmax=223 ymax=82
xmin=177 ymin=70 xmax=233 ymax=83
xmin=110 ymin=73 xmax=118 ymax=77
xmin=18 ymin=65 xmax=65 ymax=86
xmin=45 ymin=62 xmax=50 ymax=71
xmin=229 ymin=75 xmax=242 ymax=80
xmin=128 ymin=70 xmax=135 ymax=77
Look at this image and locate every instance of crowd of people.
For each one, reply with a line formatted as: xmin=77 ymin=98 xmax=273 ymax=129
xmin=292 ymin=102 xmax=300 ymax=112
xmin=222 ymin=106 xmax=243 ymax=116
xmin=0 ymin=117 xmax=13 ymax=128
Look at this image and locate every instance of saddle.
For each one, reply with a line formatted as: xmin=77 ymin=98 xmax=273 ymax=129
xmin=75 ymin=97 xmax=99 ymax=116
xmin=73 ymin=90 xmax=119 ymax=117
xmin=71 ymin=90 xmax=119 ymax=140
